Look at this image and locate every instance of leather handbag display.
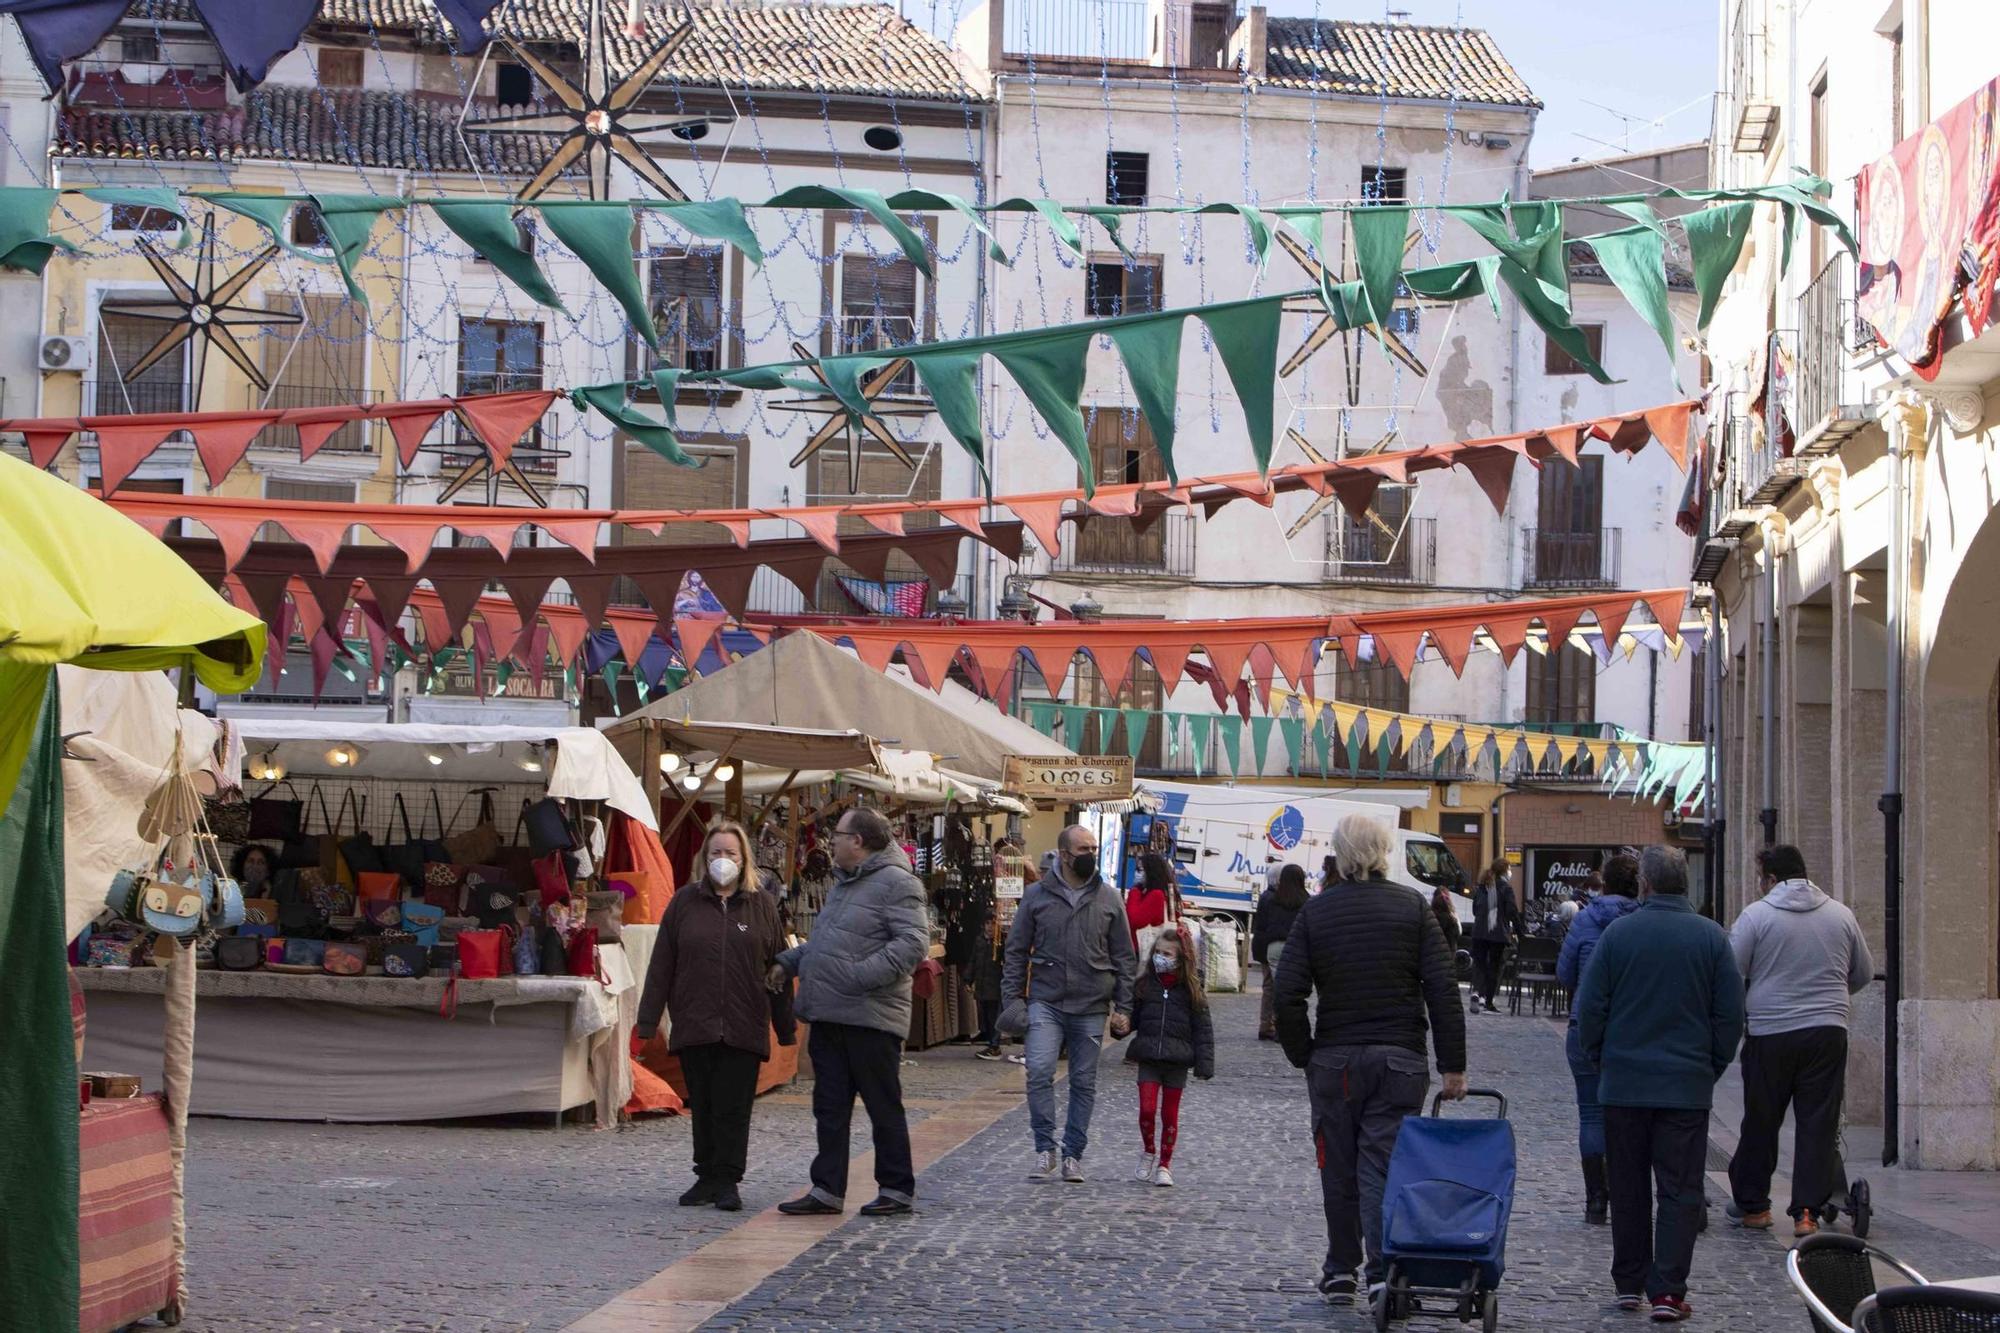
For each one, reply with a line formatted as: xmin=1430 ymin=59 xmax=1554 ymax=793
xmin=323 ymin=941 xmax=368 ymax=976
xmin=356 ymin=872 xmax=402 ymax=908
xmin=565 ymin=925 xmax=602 ymax=981
xmin=521 ymin=796 xmax=575 ymax=855
xmin=382 ymin=941 xmax=430 ymax=979
xmin=532 ymin=851 xmax=570 ymax=908
xmin=216 ymin=937 xmax=263 ymax=971
xmin=400 ymin=901 xmax=444 ymax=947
xmin=360 ymin=896 xmax=402 ymax=928
xmin=456 ymin=929 xmax=504 ymax=979
xmin=282 ymin=938 xmax=327 ymax=968
xmin=275 ymin=784 xmax=329 ymax=869
xmin=422 ymin=861 xmax=470 ymax=914
xmin=204 ymin=789 xmax=253 ymax=844
xmin=515 ymin=927 xmax=544 ymax=976
xmin=444 ymin=789 xmax=502 ymax=865
xmin=248 ymin=779 xmax=303 ymax=841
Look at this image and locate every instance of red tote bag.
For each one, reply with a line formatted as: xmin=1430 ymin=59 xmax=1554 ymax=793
xmin=457 ymin=929 xmax=504 ymax=980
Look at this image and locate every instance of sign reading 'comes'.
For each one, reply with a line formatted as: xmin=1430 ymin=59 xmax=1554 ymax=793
xmin=1002 ymin=755 xmax=1135 ymax=801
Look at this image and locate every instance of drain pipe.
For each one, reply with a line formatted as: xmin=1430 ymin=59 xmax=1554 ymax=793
xmin=1704 ymin=594 xmax=1725 ymax=920
xmin=1759 ymin=523 xmax=1780 ymax=847
xmin=1879 ymin=389 xmax=1927 ymax=1168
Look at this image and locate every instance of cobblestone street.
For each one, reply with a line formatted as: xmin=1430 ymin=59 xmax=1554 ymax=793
xmin=176 ymin=986 xmax=2000 ymax=1331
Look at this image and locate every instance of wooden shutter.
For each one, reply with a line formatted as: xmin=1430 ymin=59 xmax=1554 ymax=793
xmin=95 ymin=311 xmax=186 ymax=414
xmin=619 ymin=438 xmax=742 ymax=547
xmin=262 ymin=294 xmax=369 ymax=451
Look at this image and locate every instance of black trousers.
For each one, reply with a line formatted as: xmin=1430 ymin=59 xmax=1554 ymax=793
xmin=1469 ymin=940 xmax=1507 ymax=1004
xmin=679 ymin=1042 xmax=763 ymax=1185
xmin=975 ymin=994 xmax=1002 ymax=1046
xmin=1604 ymin=1105 xmax=1709 ymax=1301
xmin=1728 ymin=1026 xmax=1849 ymax=1219
xmin=808 ymin=1021 xmax=916 ymax=1207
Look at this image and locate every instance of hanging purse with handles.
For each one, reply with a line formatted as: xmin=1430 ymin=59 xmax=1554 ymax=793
xmin=277 ymin=784 xmax=328 ymax=869
xmin=444 ymin=788 xmax=502 ymax=865
xmin=521 ymin=796 xmax=575 ymax=855
xmin=248 ymin=778 xmax=304 ymax=842
xmin=381 ymin=793 xmax=424 ymax=889
xmin=329 ymin=789 xmax=374 ymax=886
xmin=204 ymin=787 xmax=253 ymax=844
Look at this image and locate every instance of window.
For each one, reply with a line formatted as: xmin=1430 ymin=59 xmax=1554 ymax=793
xmin=291 ymin=206 xmax=331 ymax=251
xmin=1074 ymin=408 xmax=1166 ymax=568
xmin=1333 ymin=659 xmax=1410 ymax=714
xmin=1524 ymin=643 xmax=1596 ymax=726
xmin=863 ymin=125 xmax=902 ymax=152
xmin=260 ymin=294 xmax=370 ymax=453
xmin=1809 ymin=71 xmax=1830 ymax=274
xmin=1686 ymin=654 xmax=1706 ymax=742
xmin=1332 ymin=482 xmax=1415 ymax=577
xmin=119 ymin=30 xmax=161 ymax=64
xmin=1085 ymin=256 xmax=1162 ymax=318
xmin=840 ymin=252 xmax=919 ymax=393
xmin=108 ymin=204 xmax=182 ymax=237
xmin=260 ymin=477 xmax=356 ymax=543
xmin=1360 ymin=165 xmax=1407 ymax=204
xmin=95 ymin=309 xmax=186 ymax=415
xmin=495 ymin=62 xmax=534 ymax=106
xmin=458 ymin=318 xmax=543 ymax=395
xmin=1106 ymin=151 xmax=1149 ymax=205
xmin=1533 ymin=455 xmax=1605 ymax=584
xmin=618 ymin=437 xmax=743 ymax=551
xmin=1543 ymin=322 xmax=1606 ymax=376
xmin=643 ymin=248 xmax=725 ymax=374
xmin=811 ymin=441 xmax=943 ymax=609
xmin=318 ymin=48 xmax=363 ymax=88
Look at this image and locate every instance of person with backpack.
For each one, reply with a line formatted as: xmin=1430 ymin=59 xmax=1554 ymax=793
xmin=1467 ymin=859 xmax=1521 ymax=1014
xmin=1252 ymin=864 xmax=1309 ymax=1041
xmin=1125 ymin=925 xmax=1214 ymax=1187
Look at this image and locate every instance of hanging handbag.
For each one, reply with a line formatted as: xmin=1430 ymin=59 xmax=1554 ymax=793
xmin=444 ymin=789 xmax=502 ymax=865
xmin=572 ymin=815 xmax=605 ymax=879
xmin=276 ymin=784 xmax=328 ymax=869
xmin=521 ymin=796 xmax=575 ymax=855
xmin=456 ymin=929 xmax=503 ymax=980
xmin=531 ymin=851 xmax=570 ymax=908
xmin=216 ymin=936 xmax=263 ymax=971
xmin=248 ymin=778 xmax=303 ymax=841
xmin=325 ymin=789 xmax=368 ymax=890
xmin=204 ymin=788 xmax=253 ymax=844
xmin=381 ymin=793 xmax=425 ymax=889
xmin=400 ymin=901 xmax=444 ymax=948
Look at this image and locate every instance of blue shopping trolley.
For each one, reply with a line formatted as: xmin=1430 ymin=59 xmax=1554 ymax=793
xmin=1373 ymin=1089 xmax=1515 ymax=1332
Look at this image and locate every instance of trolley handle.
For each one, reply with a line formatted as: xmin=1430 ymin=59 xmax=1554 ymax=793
xmin=1430 ymin=1087 xmax=1507 ymax=1118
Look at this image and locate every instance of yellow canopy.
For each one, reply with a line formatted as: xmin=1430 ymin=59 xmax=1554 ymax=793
xmin=0 ymin=451 xmax=264 ymax=817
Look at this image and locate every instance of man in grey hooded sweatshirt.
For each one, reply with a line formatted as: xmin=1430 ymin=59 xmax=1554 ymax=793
xmin=1725 ymin=845 xmax=1874 ymax=1237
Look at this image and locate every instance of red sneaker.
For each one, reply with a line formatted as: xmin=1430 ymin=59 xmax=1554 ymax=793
xmin=1650 ymin=1295 xmax=1692 ymax=1322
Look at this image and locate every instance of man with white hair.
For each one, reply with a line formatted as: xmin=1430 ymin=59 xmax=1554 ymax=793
xmin=1275 ymin=812 xmax=1468 ymax=1306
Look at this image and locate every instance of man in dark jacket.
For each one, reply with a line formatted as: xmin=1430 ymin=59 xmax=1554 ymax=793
xmin=772 ymin=807 xmax=931 ymax=1218
xmin=1555 ymin=851 xmax=1641 ymax=1224
xmin=1001 ymin=824 xmax=1137 ymax=1184
xmin=1275 ymin=814 xmax=1468 ymax=1307
xmin=1575 ymin=846 xmax=1744 ymax=1322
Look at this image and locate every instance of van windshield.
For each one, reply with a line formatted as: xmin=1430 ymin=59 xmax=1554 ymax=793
xmin=1405 ymin=840 xmax=1465 ymax=890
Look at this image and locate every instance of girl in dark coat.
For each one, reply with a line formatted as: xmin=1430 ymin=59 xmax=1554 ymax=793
xmin=1252 ymin=864 xmax=1309 ymax=1040
xmin=1125 ymin=926 xmax=1214 ymax=1187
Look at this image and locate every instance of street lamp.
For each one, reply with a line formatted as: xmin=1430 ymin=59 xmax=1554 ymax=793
xmin=1070 ymin=589 xmax=1103 ymax=621
xmin=935 ymin=586 xmax=968 ymax=618
xmin=998 ymin=574 xmax=1035 ymax=621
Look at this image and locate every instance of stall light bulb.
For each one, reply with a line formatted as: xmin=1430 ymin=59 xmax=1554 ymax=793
xmin=424 ymin=749 xmax=445 ymax=767
xmin=517 ymin=743 xmax=545 ymax=774
xmin=325 ymin=743 xmax=359 ymax=767
xmin=712 ymin=762 xmax=736 ymax=783
xmin=265 ymin=762 xmax=286 ymax=781
xmin=658 ymin=752 xmax=683 ymax=775
xmin=679 ymin=773 xmax=702 ymax=791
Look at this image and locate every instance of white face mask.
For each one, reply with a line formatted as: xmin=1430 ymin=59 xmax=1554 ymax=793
xmin=1152 ymin=952 xmax=1178 ymax=974
xmin=708 ymin=856 xmax=741 ymax=887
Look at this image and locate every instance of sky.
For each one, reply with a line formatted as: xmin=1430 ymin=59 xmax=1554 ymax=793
xmin=898 ymin=0 xmax=1718 ymax=170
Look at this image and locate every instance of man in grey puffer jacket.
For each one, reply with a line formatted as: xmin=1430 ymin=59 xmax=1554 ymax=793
xmin=773 ymin=807 xmax=930 ymax=1217
xmin=1725 ymin=844 xmax=1874 ymax=1237
xmin=1001 ymin=824 xmax=1137 ymax=1183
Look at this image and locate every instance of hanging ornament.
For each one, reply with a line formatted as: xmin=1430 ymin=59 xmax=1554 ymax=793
xmin=1276 ymin=224 xmax=1427 ymax=382
xmin=458 ymin=0 xmax=724 ymax=202
xmin=95 ymin=212 xmax=303 ymax=412
xmin=769 ymin=340 xmax=933 ymax=494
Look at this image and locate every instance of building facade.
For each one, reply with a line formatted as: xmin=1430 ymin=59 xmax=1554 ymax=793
xmin=1700 ymin=0 xmax=2000 ymax=1165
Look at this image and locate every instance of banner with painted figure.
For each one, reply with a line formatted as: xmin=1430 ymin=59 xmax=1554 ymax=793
xmin=1857 ymin=77 xmax=2000 ymax=376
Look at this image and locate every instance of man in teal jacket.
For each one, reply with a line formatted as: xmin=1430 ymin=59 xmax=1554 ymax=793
xmin=1574 ymin=846 xmax=1744 ymax=1324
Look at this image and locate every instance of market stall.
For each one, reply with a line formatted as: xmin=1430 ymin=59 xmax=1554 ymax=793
xmin=75 ymin=719 xmax=659 ymax=1125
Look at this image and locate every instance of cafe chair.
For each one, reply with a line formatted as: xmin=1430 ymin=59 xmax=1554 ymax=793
xmin=1787 ymin=1234 xmax=1928 ymax=1333
xmin=1506 ymin=937 xmax=1562 ymax=1015
xmin=1852 ymin=1285 xmax=2000 ymax=1333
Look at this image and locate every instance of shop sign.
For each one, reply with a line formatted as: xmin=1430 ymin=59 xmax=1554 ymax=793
xmin=1526 ymin=846 xmax=1607 ymax=902
xmin=994 ymin=875 xmax=1025 ymax=900
xmin=1001 ymin=754 xmax=1134 ymax=801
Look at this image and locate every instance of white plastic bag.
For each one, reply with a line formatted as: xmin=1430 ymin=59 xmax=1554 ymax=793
xmin=1197 ymin=916 xmax=1243 ymax=993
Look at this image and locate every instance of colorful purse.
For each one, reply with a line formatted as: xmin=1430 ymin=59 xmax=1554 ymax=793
xmin=323 ymin=941 xmax=368 ymax=976
xmin=361 ymin=897 xmax=403 ymax=929
xmin=383 ymin=942 xmax=430 ymax=978
xmin=283 ymin=938 xmax=327 ymax=968
xmin=86 ymin=934 xmax=145 ymax=967
xmin=423 ymin=861 xmax=469 ymax=914
xmin=565 ymin=926 xmax=602 ymax=981
xmin=216 ymin=937 xmax=263 ymax=971
xmin=532 ymin=851 xmax=570 ymax=908
xmin=400 ymin=900 xmax=444 ymax=947
xmin=355 ymin=871 xmax=402 ymax=906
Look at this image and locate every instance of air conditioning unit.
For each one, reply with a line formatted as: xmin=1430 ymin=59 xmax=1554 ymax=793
xmin=38 ymin=335 xmax=89 ymax=373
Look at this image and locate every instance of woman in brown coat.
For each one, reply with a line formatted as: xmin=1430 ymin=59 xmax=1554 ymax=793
xmin=635 ymin=819 xmax=792 ymax=1211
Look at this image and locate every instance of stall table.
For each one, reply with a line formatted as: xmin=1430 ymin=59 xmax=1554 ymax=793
xmin=77 ymin=964 xmax=630 ymax=1123
xmin=78 ymin=1093 xmax=180 ymax=1332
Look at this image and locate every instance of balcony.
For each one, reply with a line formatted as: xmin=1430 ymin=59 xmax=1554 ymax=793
xmin=1522 ymin=528 xmax=1622 ymax=589
xmin=249 ymin=383 xmax=384 ymax=456
xmin=1326 ymin=515 xmax=1435 ymax=585
xmin=999 ymin=0 xmax=1237 ymax=72
xmin=1727 ymin=0 xmax=1778 ymax=152
xmin=64 ymin=58 xmax=229 ymax=111
xmin=1040 ymin=505 xmax=1195 ymax=578
xmin=84 ymin=379 xmax=186 ymax=417
xmin=1793 ymin=254 xmax=1874 ymax=457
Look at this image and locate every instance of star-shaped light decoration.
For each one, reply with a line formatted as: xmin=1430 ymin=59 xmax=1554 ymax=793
xmin=769 ymin=341 xmax=933 ymax=494
xmin=458 ymin=0 xmax=721 ymax=201
xmin=1282 ymin=424 xmax=1404 ymax=542
xmin=96 ymin=213 xmax=302 ymax=411
xmin=1276 ymin=225 xmax=1427 ymax=381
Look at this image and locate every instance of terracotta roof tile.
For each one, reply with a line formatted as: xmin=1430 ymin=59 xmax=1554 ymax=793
xmin=1259 ymin=18 xmax=1538 ymax=109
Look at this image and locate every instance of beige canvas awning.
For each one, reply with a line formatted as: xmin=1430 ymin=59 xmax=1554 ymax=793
xmin=636 ymin=718 xmax=881 ymax=772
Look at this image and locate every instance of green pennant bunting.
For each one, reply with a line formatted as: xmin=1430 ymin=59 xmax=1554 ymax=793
xmin=817 ymin=354 xmax=892 ymax=423
xmin=1059 ymin=704 xmax=1089 ymax=750
xmin=1187 ymin=712 xmax=1213 ymax=777
xmin=1218 ymin=714 xmax=1243 ymax=776
xmin=908 ymin=348 xmax=987 ymax=477
xmin=431 ymin=200 xmax=567 ymax=310
xmin=596 ymin=658 xmax=624 ymax=704
xmin=1026 ymin=700 xmax=1058 ymax=738
xmin=1349 ymin=205 xmax=1411 ymax=328
xmin=638 ymin=198 xmax=765 ymax=268
xmin=763 ymin=185 xmax=932 ymax=276
xmin=1249 ymin=715 xmax=1275 ymax=774
xmin=1279 ymin=717 xmax=1305 ymax=774
xmin=1587 ymin=226 xmax=1679 ymax=386
xmin=1106 ymin=315 xmax=1186 ymax=483
xmin=0 ymin=187 xmax=74 ymax=274
xmin=887 ymin=189 xmax=1007 ymax=263
xmin=572 ymin=380 xmax=692 ymax=465
xmin=1003 ymin=197 xmax=1085 ymax=258
xmin=82 ymin=186 xmax=192 ymax=248
xmin=1198 ymin=300 xmax=1283 ymax=472
xmin=1683 ymin=199 xmax=1755 ymax=332
xmin=1314 ymin=718 xmax=1332 ymax=774
xmin=1120 ymin=708 xmax=1150 ymax=758
xmin=308 ymin=195 xmax=403 ymax=305
xmin=1079 ymin=206 xmax=1136 ymax=260
xmin=537 ymin=202 xmax=656 ymax=347
xmin=993 ymin=331 xmax=1094 ymax=492
xmin=193 ymin=191 xmax=321 ymax=264
xmin=1095 ymin=708 xmax=1119 ymax=752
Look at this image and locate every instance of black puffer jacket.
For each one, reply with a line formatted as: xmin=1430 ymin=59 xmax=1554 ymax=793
xmin=1125 ymin=970 xmax=1215 ymax=1078
xmin=1251 ymin=889 xmax=1304 ymax=964
xmin=1273 ymin=877 xmax=1466 ymax=1074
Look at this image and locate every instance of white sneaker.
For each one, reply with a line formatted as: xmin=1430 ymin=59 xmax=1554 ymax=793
xmin=1062 ymin=1155 xmax=1085 ymax=1183
xmin=1153 ymin=1164 xmax=1175 ymax=1187
xmin=1135 ymin=1151 xmax=1157 ymax=1182
xmin=1029 ymin=1149 xmax=1057 ymax=1180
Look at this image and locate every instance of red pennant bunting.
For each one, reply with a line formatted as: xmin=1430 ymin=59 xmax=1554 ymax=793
xmin=190 ymin=413 xmax=280 ymax=487
xmin=1427 ymin=620 xmax=1477 ymax=676
xmin=278 ymin=515 xmax=353 ymax=575
xmin=1147 ymin=641 xmax=1191 ymax=694
xmin=905 ymin=535 xmax=964 ymax=594
xmin=776 ymin=507 xmax=844 ymax=554
xmin=1095 ymin=645 xmax=1137 ymax=702
xmin=294 ymin=418 xmax=348 ymax=462
xmin=545 ymin=611 xmax=591 ymax=674
xmin=524 ymin=623 xmax=552 ymax=690
xmin=1592 ymin=596 xmax=1639 ymax=646
xmin=609 ymin=614 xmax=655 ymax=671
xmin=367 ymin=520 xmax=440 ymax=573
xmin=1248 ymin=644 xmax=1277 ymax=703
xmin=23 ymin=424 xmax=76 ymax=468
xmin=1332 ymin=474 xmax=1382 ymax=522
xmin=503 ymin=575 xmax=556 ymax=651
xmin=1539 ymin=604 xmax=1586 ymax=656
xmin=1027 ymin=645 xmax=1074 ymax=695
xmin=933 ymin=502 xmax=985 ymax=537
xmin=1007 ymin=497 xmax=1067 ymax=559
xmin=674 ymin=613 xmax=726 ymax=669
xmin=289 ymin=580 xmax=327 ymax=651
xmin=301 ymin=576 xmax=356 ymax=632
xmin=906 ymin=637 xmax=960 ymax=693
xmin=309 ymin=627 xmax=339 ymax=700
xmin=1372 ymin=628 xmax=1424 ymax=679
xmin=1481 ymin=612 xmax=1538 ymax=667
xmin=479 ymin=601 xmax=526 ymax=664
xmin=454 ymin=390 xmax=557 ymax=467
xmin=1457 ymin=447 xmax=1520 ymax=515
xmin=969 ymin=644 xmax=1022 ymax=698
xmin=1202 ymin=639 xmax=1252 ymax=690
xmin=1642 ymin=403 xmax=1694 ymax=470
xmin=363 ymin=575 xmax=418 ymax=629
xmin=90 ymin=419 xmax=182 ymax=495
xmin=415 ymin=597 xmax=454 ymax=655
xmin=1270 ymin=634 xmax=1320 ymax=689
xmin=1360 ymin=454 xmax=1410 ymax=484
xmin=709 ymin=517 xmax=753 ymax=547
xmin=1644 ymin=588 xmax=1688 ymax=635
xmin=845 ymin=633 xmax=900 ymax=675
xmin=856 ymin=508 xmax=905 ymax=538
xmin=381 ymin=401 xmax=451 ymax=467
xmin=429 ymin=577 xmax=487 ymax=639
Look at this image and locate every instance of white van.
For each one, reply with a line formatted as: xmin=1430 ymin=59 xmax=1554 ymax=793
xmin=1094 ymin=780 xmax=1471 ymax=923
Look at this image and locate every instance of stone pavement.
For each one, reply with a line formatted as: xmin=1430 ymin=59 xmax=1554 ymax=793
xmin=167 ymin=986 xmax=2000 ymax=1331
